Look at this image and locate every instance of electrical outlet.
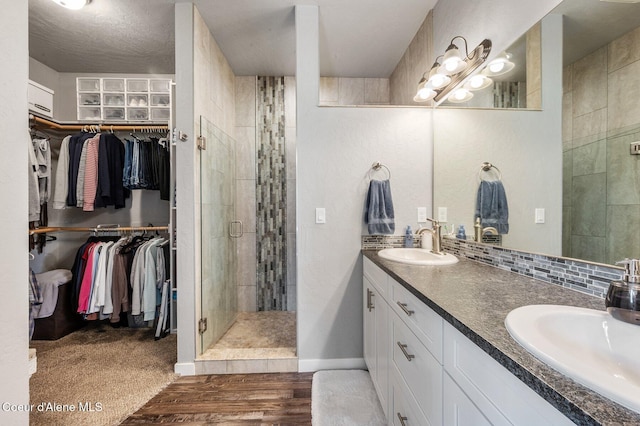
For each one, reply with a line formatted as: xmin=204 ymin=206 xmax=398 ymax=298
xmin=417 ymin=207 xmax=428 ymax=223
xmin=438 ymin=207 xmax=447 ymax=222
xmin=630 ymin=141 xmax=640 ymax=155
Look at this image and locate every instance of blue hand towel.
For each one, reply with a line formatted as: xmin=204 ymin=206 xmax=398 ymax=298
xmin=365 ymin=179 xmax=395 ymax=235
xmin=475 ymin=180 xmax=509 ymax=234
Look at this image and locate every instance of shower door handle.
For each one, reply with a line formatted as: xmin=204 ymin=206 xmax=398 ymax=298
xmin=229 ymin=220 xmax=243 ymax=238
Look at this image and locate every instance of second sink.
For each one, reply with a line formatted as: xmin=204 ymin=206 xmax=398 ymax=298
xmin=378 ymin=248 xmax=458 ymax=266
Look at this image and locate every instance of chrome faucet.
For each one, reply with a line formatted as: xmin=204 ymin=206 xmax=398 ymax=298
xmin=417 ymin=218 xmax=444 ymax=255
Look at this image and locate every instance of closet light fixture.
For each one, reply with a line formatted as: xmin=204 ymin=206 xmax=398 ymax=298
xmin=51 ymin=0 xmax=91 ymax=10
xmin=484 ymin=52 xmax=515 ymax=76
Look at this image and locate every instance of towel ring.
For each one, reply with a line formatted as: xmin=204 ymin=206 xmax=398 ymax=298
xmin=369 ymin=161 xmax=391 ymax=180
xmin=478 ymin=162 xmax=501 ymax=182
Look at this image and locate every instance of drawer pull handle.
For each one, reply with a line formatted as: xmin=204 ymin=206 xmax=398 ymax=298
xmin=367 ymin=289 xmax=374 ymax=311
xmin=397 ymin=413 xmax=408 ymax=426
xmin=397 ymin=301 xmax=414 ymax=316
xmin=397 ymin=341 xmax=415 ymax=361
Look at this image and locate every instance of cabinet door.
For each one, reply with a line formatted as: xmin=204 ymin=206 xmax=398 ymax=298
xmin=364 ymin=277 xmax=376 ymax=374
xmin=363 ymin=277 xmax=389 ymax=418
xmin=444 ymin=323 xmax=574 ymax=426
xmin=443 ymin=373 xmax=494 ymax=426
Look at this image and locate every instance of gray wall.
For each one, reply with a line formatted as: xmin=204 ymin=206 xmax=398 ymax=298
xmin=0 ymin=1 xmax=29 ymax=425
xmin=296 ymin=5 xmax=433 ymax=370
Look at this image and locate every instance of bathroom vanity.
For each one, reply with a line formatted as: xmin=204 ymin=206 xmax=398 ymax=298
xmin=362 ymin=250 xmax=640 ymax=425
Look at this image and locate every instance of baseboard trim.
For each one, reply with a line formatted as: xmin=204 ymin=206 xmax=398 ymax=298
xmin=298 ymin=357 xmax=366 ymax=372
xmin=174 ymin=362 xmax=196 ymax=376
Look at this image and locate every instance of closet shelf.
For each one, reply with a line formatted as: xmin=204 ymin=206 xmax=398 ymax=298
xmin=30 ymin=114 xmax=170 ymax=132
xmin=29 ymin=225 xmax=169 ymax=236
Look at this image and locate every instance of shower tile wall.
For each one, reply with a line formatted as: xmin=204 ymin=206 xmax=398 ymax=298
xmin=256 ymin=76 xmax=287 ymax=311
xmin=562 ymin=25 xmax=640 ymax=265
xmin=235 ymin=76 xmax=296 ymax=312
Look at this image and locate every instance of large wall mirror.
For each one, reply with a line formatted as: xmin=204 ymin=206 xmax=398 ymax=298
xmin=433 ymin=0 xmax=640 ymax=266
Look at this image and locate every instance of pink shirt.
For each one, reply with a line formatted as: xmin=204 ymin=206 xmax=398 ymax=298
xmin=82 ymin=134 xmax=100 ymax=211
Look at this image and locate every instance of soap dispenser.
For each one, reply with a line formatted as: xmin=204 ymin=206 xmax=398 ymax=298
xmin=605 ymin=258 xmax=640 ymax=325
xmin=404 ymin=225 xmax=414 ymax=248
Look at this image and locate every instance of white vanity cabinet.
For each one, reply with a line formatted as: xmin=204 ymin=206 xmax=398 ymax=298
xmin=363 ymin=257 xmax=390 ymax=417
xmin=443 ymin=322 xmax=573 ymax=426
xmin=363 ymin=256 xmax=574 ymax=426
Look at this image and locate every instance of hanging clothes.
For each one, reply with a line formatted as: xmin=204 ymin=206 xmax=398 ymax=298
xmin=123 ymin=137 xmax=170 ymax=195
xmin=69 ymin=235 xmax=166 ymax=329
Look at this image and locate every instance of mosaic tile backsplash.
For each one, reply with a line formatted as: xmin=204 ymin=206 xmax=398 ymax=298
xmin=363 ymin=235 xmax=624 ymax=299
xmin=256 ymin=76 xmax=287 ymax=311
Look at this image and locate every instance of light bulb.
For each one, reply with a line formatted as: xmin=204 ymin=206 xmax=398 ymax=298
xmin=454 ymin=90 xmax=468 ymax=100
xmin=51 ymin=0 xmax=90 ymax=10
xmin=430 ymin=74 xmax=448 ymax=89
xmin=489 ymin=61 xmax=505 ymax=73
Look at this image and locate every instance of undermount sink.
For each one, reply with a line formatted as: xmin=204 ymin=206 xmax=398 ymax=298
xmin=505 ymin=304 xmax=640 ymax=413
xmin=378 ymin=248 xmax=458 ymax=266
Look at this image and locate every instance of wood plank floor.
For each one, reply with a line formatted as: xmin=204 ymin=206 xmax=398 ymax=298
xmin=121 ymin=372 xmax=313 ymax=425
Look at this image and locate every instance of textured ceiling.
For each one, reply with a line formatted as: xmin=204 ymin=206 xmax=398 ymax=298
xmin=28 ymin=0 xmax=640 ymax=77
xmin=29 ymin=0 xmax=438 ymax=77
xmin=29 ymin=0 xmax=176 ymax=74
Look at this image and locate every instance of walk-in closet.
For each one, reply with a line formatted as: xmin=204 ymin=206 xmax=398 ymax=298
xmin=27 ymin=2 xmax=299 ymax=424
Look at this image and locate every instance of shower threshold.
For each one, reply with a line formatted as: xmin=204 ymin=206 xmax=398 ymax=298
xmin=195 ymin=311 xmax=297 ymax=374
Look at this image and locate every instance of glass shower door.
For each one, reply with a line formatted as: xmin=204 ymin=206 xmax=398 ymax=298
xmin=199 ymin=116 xmax=237 ymax=354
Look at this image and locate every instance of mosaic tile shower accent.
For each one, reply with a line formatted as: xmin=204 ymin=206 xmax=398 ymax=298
xmin=256 ymin=76 xmax=287 ymax=311
xmin=362 ymin=235 xmax=623 ymax=299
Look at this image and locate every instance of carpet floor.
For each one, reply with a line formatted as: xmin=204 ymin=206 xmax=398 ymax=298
xmin=29 ymin=323 xmax=177 ymax=426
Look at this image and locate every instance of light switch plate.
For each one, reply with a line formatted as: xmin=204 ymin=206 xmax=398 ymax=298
xmin=535 ymin=208 xmax=545 ymax=224
xmin=316 ymin=208 xmax=326 ymax=224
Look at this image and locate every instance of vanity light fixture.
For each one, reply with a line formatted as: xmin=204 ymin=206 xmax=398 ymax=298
xmin=426 ymin=56 xmax=451 ymax=89
xmin=413 ymin=76 xmax=437 ymax=102
xmin=50 ymin=0 xmax=91 ymax=10
xmin=464 ymin=73 xmax=493 ymax=91
xmin=447 ymin=88 xmax=474 ymax=103
xmin=413 ymin=37 xmax=491 ymax=104
xmin=438 ymin=36 xmax=472 ymax=75
xmin=484 ymin=52 xmax=515 ymax=76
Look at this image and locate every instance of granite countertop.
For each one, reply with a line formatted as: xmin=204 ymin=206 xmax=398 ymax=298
xmin=362 ymin=250 xmax=640 ymax=426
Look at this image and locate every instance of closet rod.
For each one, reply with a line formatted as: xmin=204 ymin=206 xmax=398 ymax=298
xmin=29 ymin=226 xmax=169 ymax=235
xmin=29 ymin=115 xmax=169 ymax=132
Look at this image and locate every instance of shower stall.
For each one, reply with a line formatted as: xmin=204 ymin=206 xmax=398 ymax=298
xmin=198 ymin=77 xmax=297 ymax=368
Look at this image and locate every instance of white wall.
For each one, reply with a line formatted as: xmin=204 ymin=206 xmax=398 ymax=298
xmin=0 ymin=1 xmax=29 ymax=425
xmin=296 ymin=5 xmax=433 ymax=369
xmin=174 ymin=2 xmax=197 ymax=375
xmin=433 ymin=14 xmax=564 ymax=255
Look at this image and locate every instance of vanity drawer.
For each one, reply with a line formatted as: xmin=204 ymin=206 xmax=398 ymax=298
xmin=390 ymin=278 xmax=443 ymax=362
xmin=391 ymin=366 xmax=430 ymax=426
xmin=364 ymin=257 xmax=388 ymax=298
xmin=392 ymin=312 xmax=442 ymax=425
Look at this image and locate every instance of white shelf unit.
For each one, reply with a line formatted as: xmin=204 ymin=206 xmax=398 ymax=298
xmin=77 ymin=77 xmax=171 ymax=122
